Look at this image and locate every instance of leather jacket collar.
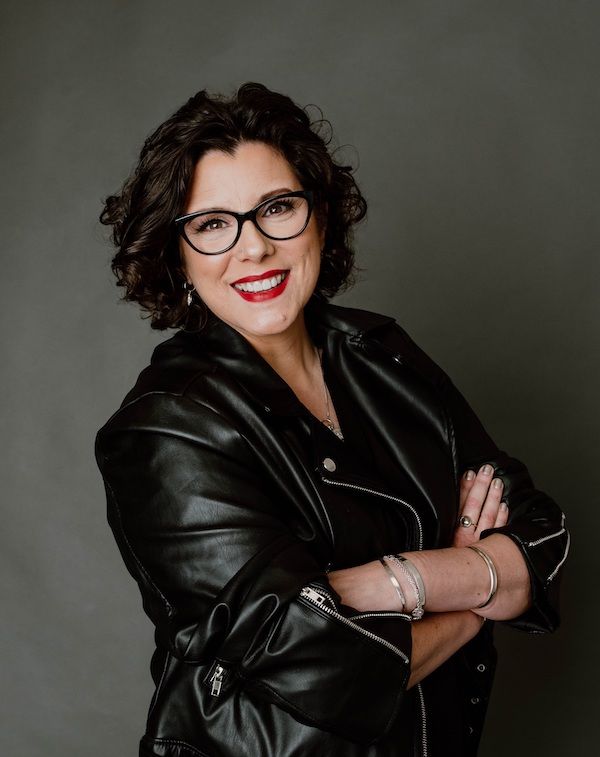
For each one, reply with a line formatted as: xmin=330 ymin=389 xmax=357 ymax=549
xmin=184 ymin=293 xmax=397 ymax=418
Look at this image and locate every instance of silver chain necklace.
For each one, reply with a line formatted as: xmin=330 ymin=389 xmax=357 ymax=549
xmin=316 ymin=346 xmax=344 ymax=441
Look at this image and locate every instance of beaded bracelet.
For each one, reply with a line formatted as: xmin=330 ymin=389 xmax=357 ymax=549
xmin=383 ymin=554 xmax=426 ymax=619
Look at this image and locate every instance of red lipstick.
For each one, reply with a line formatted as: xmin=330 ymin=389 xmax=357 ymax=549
xmin=231 ymin=269 xmax=290 ymax=302
xmin=231 ymin=269 xmax=289 ymax=284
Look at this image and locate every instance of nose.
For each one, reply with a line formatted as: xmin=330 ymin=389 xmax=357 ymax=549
xmin=232 ymin=217 xmax=275 ymax=261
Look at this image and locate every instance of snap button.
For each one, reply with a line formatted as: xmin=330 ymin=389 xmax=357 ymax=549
xmin=476 ymin=663 xmax=486 ymax=672
xmin=470 ymin=697 xmax=480 ymax=705
xmin=468 ymin=726 xmax=474 ymax=735
xmin=322 ymin=457 xmax=337 ymax=472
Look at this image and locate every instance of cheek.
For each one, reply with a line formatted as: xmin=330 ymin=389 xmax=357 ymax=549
xmin=185 ymin=251 xmax=228 ymax=282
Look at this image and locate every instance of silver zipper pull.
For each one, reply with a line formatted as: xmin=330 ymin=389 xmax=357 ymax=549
xmin=209 ymin=664 xmax=225 ymax=696
xmin=300 ymin=586 xmax=328 ymax=606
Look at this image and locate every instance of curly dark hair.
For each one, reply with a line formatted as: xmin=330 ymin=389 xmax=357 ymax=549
xmin=99 ymin=82 xmax=368 ymax=330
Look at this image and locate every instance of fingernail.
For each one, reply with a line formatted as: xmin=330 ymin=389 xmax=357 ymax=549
xmin=493 ymin=478 xmax=503 ymax=489
xmin=481 ymin=464 xmax=492 ymax=476
xmin=465 ymin=470 xmax=475 ymax=481
xmin=500 ymin=502 xmax=508 ymax=511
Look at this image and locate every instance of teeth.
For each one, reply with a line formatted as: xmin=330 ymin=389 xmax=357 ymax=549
xmin=234 ymin=272 xmax=287 ymax=293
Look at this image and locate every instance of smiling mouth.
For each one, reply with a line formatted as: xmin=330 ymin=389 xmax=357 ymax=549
xmin=231 ymin=271 xmax=289 ymax=293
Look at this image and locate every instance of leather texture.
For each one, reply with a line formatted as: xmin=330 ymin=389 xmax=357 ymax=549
xmin=94 ymin=294 xmax=569 ymax=756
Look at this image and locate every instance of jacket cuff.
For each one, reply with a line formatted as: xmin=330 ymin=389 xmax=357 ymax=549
xmin=479 ymin=518 xmax=569 ymax=633
xmin=238 ymin=579 xmax=413 ymax=745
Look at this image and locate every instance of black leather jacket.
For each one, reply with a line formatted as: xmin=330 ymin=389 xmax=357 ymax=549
xmin=94 ymin=296 xmax=569 ymax=757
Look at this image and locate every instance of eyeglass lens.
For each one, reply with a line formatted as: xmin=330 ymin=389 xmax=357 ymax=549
xmin=182 ymin=194 xmax=310 ymax=254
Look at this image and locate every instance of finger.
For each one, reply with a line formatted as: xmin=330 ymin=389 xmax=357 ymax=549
xmin=459 ymin=469 xmax=476 ymax=510
xmin=493 ymin=501 xmax=509 ymax=529
xmin=474 ymin=477 xmax=504 ymax=537
xmin=459 ymin=463 xmax=495 ymax=526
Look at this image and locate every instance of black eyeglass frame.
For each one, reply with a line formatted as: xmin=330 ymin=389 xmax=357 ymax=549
xmin=174 ymin=189 xmax=315 ymax=255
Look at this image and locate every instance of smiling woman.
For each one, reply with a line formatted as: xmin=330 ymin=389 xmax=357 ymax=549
xmin=176 ymin=142 xmax=325 ymax=349
xmin=95 ymin=82 xmax=569 ymax=757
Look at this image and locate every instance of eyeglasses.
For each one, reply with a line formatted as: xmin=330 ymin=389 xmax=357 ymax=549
xmin=174 ymin=189 xmax=314 ymax=255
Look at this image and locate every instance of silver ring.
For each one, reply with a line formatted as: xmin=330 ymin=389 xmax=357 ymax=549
xmin=458 ymin=514 xmax=477 ymax=528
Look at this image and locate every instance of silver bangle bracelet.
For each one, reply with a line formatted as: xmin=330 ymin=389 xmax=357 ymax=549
xmin=384 ymin=554 xmax=425 ymax=620
xmin=379 ymin=557 xmax=406 ymax=611
xmin=467 ymin=545 xmax=498 ymax=609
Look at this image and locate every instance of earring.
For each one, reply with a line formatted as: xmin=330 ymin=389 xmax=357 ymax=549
xmin=183 ymin=281 xmax=195 ymax=307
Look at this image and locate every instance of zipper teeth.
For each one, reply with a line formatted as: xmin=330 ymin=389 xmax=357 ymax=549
xmin=528 ymin=527 xmax=566 ymax=547
xmin=300 ymin=584 xmax=410 ymax=664
xmin=310 ymin=583 xmax=414 ymax=623
xmin=416 ymin=682 xmax=428 ymax=757
xmin=320 ymin=477 xmax=424 ymax=550
xmin=528 ymin=513 xmax=567 ymax=547
xmin=348 ymin=610 xmax=415 ymax=622
xmin=547 ymin=529 xmax=571 ymax=583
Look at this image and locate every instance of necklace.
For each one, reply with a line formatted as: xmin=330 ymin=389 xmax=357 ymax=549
xmin=316 ymin=345 xmax=344 ymax=441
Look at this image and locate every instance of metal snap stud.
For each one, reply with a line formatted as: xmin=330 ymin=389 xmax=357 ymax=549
xmin=476 ymin=663 xmax=486 ymax=672
xmin=322 ymin=457 xmax=337 ymax=472
xmin=470 ymin=697 xmax=480 ymax=705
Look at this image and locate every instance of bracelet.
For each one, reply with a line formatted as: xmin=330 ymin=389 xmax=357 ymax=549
xmin=379 ymin=557 xmax=406 ymax=612
xmin=467 ymin=545 xmax=498 ymax=609
xmin=384 ymin=554 xmax=425 ymax=619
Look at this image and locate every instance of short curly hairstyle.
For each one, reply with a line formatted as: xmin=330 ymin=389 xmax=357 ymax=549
xmin=99 ymin=82 xmax=368 ymax=330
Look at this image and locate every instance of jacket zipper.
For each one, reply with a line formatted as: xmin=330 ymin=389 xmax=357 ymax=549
xmin=299 ymin=584 xmax=411 ymax=664
xmin=416 ymin=682 xmax=428 ymax=757
xmin=320 ymin=477 xmax=424 ymax=550
xmin=320 ymin=475 xmax=428 ymax=756
xmin=208 ymin=662 xmax=228 ymax=696
xmin=528 ymin=513 xmax=567 ymax=547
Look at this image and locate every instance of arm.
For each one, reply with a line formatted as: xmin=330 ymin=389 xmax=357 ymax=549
xmin=408 ymin=610 xmax=485 ymax=688
xmin=95 ymin=393 xmax=415 ymax=746
xmin=365 ymin=320 xmax=570 ymax=634
xmin=327 ymin=319 xmax=568 ymax=686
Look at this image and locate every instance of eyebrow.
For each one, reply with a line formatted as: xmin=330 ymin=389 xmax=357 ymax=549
xmin=194 ymin=187 xmax=297 ymax=214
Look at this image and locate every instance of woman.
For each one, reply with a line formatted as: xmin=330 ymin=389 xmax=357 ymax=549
xmin=95 ymin=82 xmax=569 ymax=757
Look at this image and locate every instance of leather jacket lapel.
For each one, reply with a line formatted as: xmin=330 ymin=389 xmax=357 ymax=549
xmin=188 ymin=295 xmax=456 ymax=550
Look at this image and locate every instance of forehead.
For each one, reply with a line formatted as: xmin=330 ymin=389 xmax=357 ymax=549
xmin=186 ymin=142 xmax=299 ymax=209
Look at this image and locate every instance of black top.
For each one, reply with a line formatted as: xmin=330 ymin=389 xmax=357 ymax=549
xmin=304 ymin=338 xmax=422 ymax=571
xmin=307 ymin=391 xmax=415 ymax=571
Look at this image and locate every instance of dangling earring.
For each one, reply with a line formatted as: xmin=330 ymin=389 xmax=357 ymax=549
xmin=183 ymin=281 xmax=195 ymax=307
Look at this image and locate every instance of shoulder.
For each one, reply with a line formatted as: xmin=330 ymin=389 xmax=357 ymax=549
xmin=127 ymin=330 xmax=214 ymax=400
xmin=315 ymin=299 xmax=448 ymax=387
xmin=94 ymin=329 xmax=228 ymax=442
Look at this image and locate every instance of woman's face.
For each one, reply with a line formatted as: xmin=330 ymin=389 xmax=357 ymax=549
xmin=179 ymin=141 xmax=326 ymax=345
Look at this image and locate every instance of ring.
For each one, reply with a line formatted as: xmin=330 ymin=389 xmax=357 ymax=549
xmin=458 ymin=515 xmax=477 ymax=528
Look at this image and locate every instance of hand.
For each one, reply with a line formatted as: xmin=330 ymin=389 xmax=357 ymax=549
xmin=452 ymin=464 xmax=509 ymax=548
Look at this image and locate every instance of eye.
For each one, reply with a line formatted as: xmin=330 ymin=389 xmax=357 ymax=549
xmin=189 ymin=214 xmax=232 ymax=234
xmin=197 ymin=218 xmax=224 ymax=233
xmin=263 ymin=198 xmax=296 ymax=217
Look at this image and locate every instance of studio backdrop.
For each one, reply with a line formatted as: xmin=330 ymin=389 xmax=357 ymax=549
xmin=1 ymin=1 xmax=595 ymax=755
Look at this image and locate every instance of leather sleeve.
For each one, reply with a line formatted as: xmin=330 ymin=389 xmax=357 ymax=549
xmin=378 ymin=322 xmax=570 ymax=634
xmin=440 ymin=372 xmax=569 ymax=633
xmin=94 ymin=393 xmax=412 ymax=746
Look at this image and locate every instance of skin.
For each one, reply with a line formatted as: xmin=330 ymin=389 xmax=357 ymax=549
xmin=180 ymin=140 xmax=331 ymax=417
xmin=179 ymin=140 xmax=532 ymax=690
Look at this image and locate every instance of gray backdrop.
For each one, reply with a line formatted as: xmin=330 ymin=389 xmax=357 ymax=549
xmin=2 ymin=1 xmax=595 ymax=754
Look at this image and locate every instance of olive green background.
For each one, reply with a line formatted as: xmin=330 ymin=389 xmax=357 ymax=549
xmin=2 ymin=1 xmax=595 ymax=754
